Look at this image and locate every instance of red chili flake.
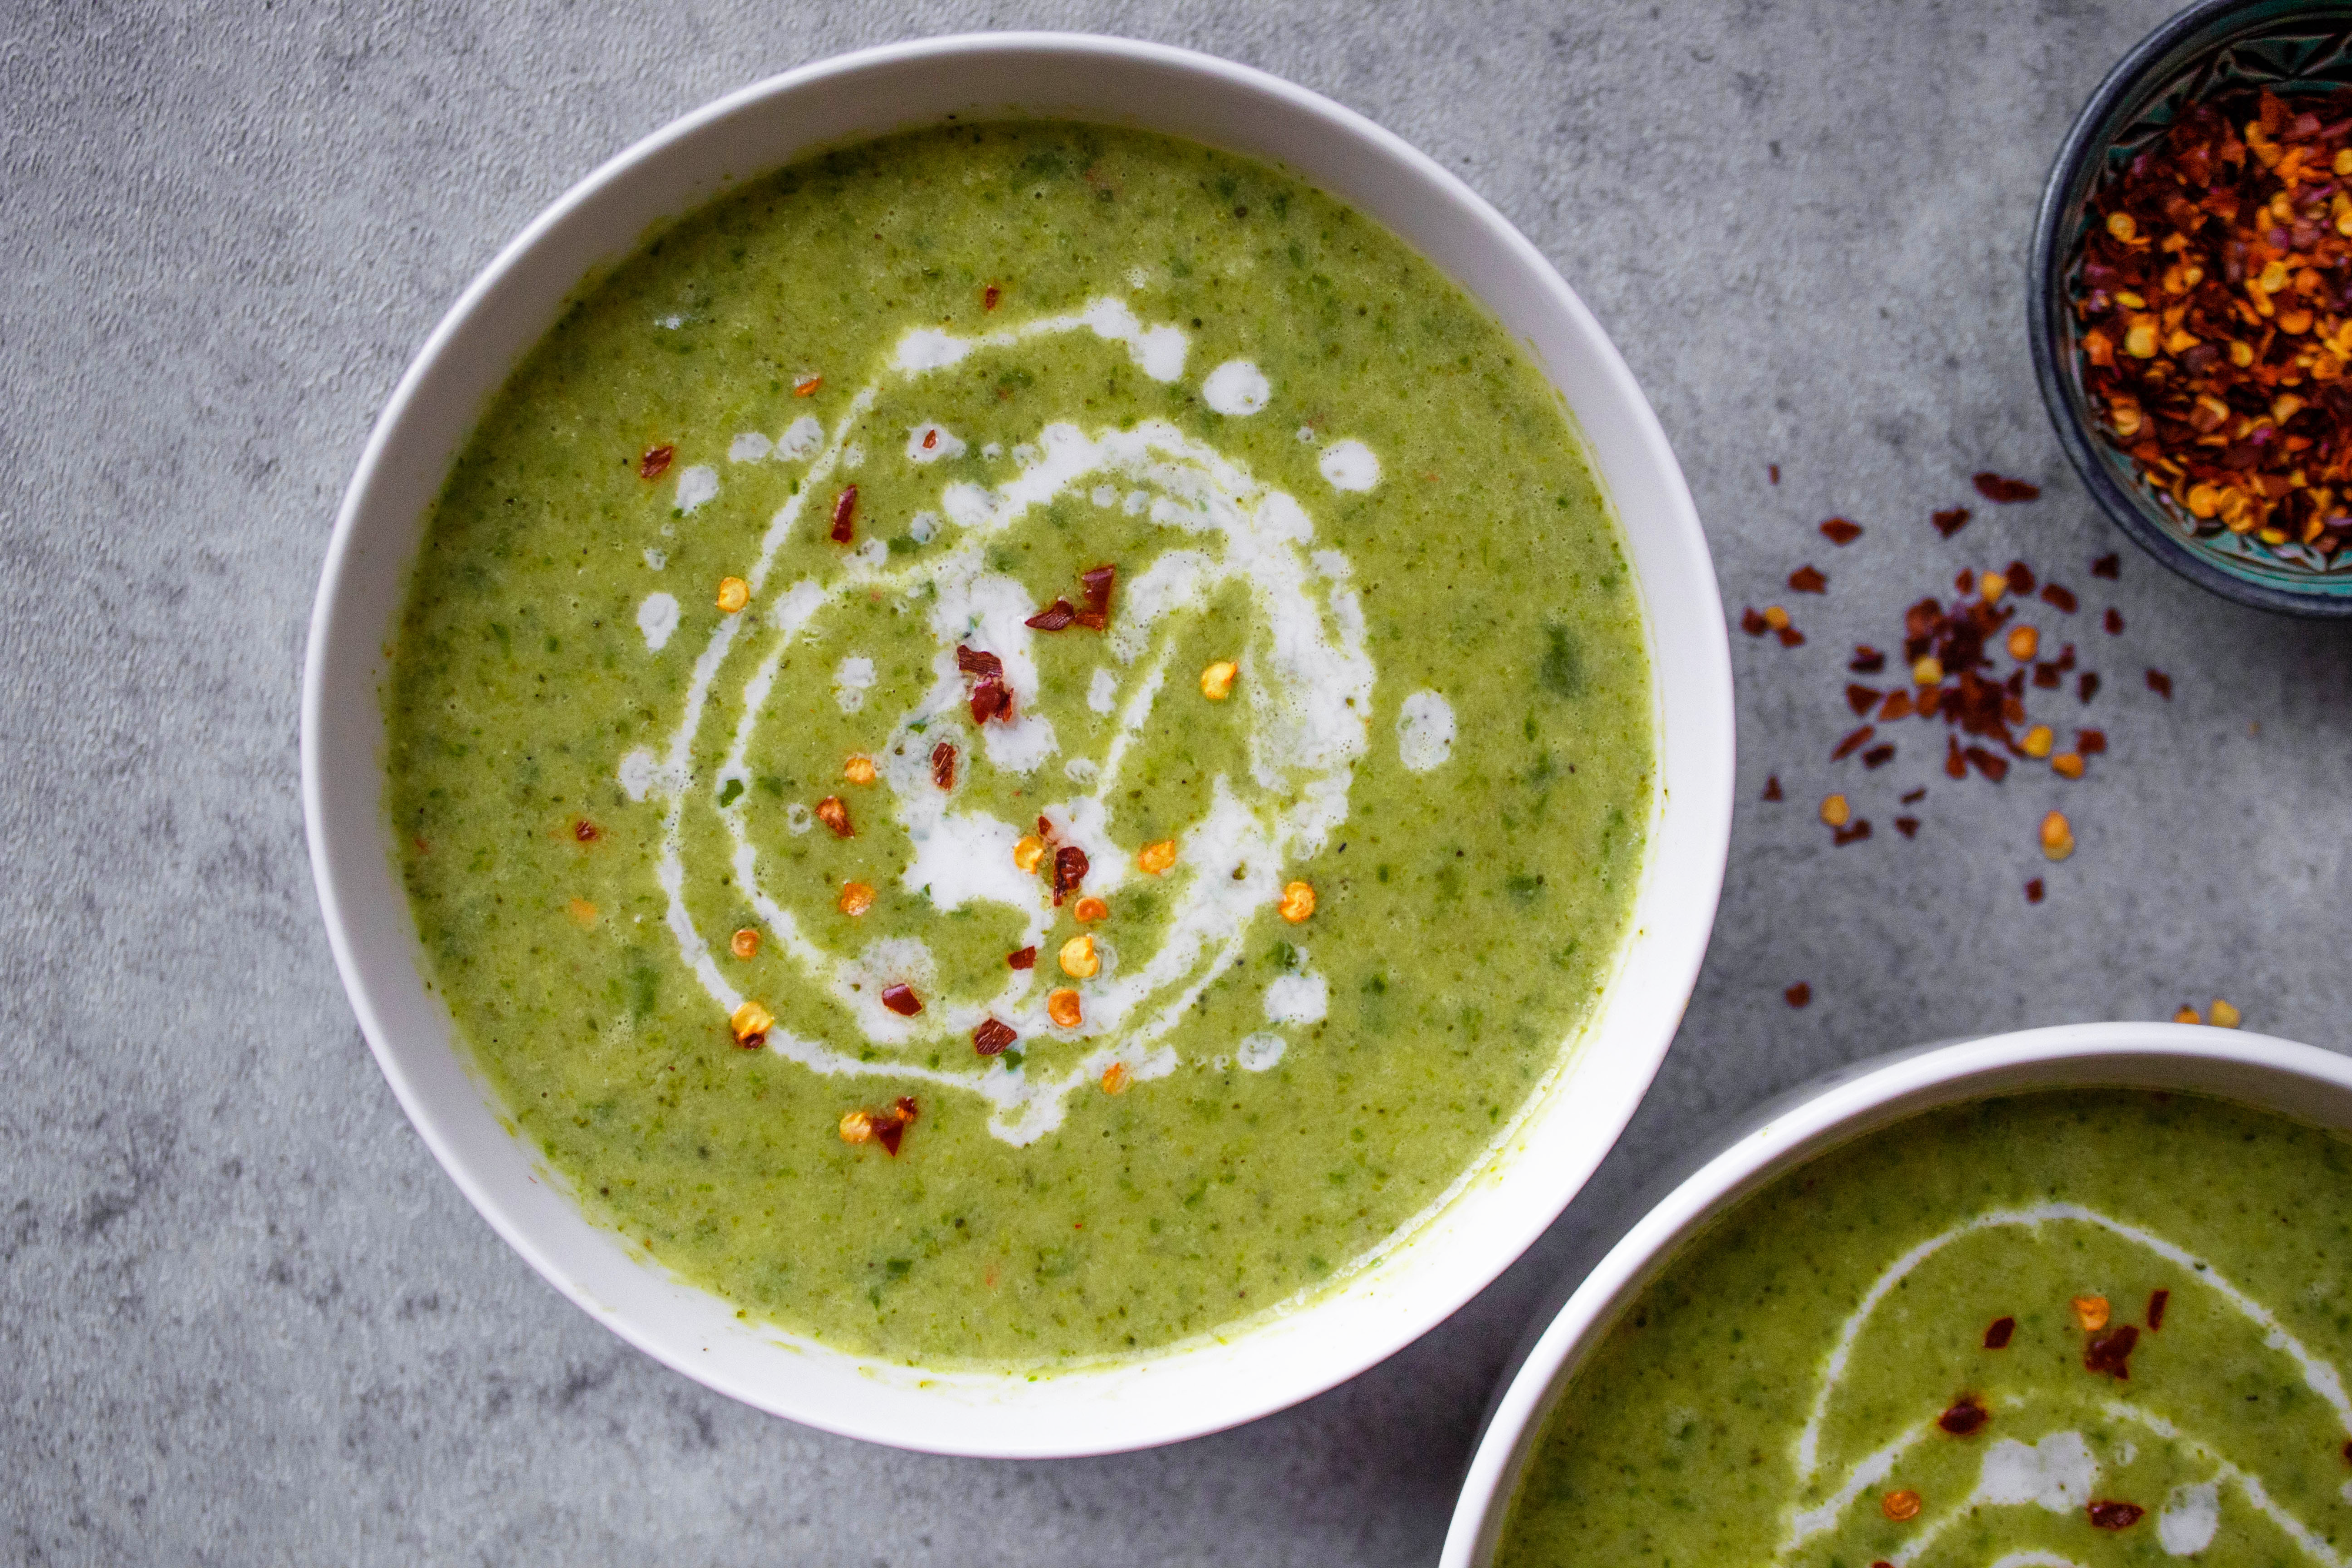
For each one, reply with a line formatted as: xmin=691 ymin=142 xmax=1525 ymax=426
xmin=931 ymin=741 xmax=957 ymax=790
xmin=829 ymin=485 xmax=858 ymax=543
xmin=2042 ymin=583 xmax=2079 ymax=613
xmin=984 ymin=283 xmax=1002 ymax=311
xmin=1984 ymin=1316 xmax=2016 ymax=1349
xmin=1955 ymin=567 xmax=1976 ymax=597
xmin=2092 ymin=553 xmax=2120 ymax=580
xmin=1790 ymin=565 xmax=1828 ymax=593
xmin=1965 ymin=745 xmax=2010 ymax=783
xmin=1007 ymin=946 xmax=1037 ymax=970
xmin=1850 ymin=646 xmax=1887 ymax=674
xmin=870 ymin=1096 xmax=920 ymax=1156
xmin=969 ymin=676 xmax=1014 ymax=725
xmin=2087 ymin=1502 xmax=2146 ymax=1531
xmin=2077 ymin=728 xmax=2108 ymax=755
xmin=1895 ymin=816 xmax=1920 ymax=838
xmin=573 ymin=819 xmax=600 ymax=842
xmin=921 ymin=427 xmax=939 ymax=451
xmin=2056 ymin=644 xmax=2078 ymax=672
xmin=1080 ymin=563 xmax=1117 ymax=614
xmin=1035 ymin=815 xmax=1057 ymax=842
xmin=2342 ymin=1439 xmax=2351 ymax=1466
xmin=1785 ymin=982 xmax=1812 ymax=1008
xmin=1776 ymin=626 xmax=1806 ymax=647
xmin=2033 ymin=662 xmax=2063 ymax=690
xmin=2146 ymin=668 xmax=2173 ymax=699
xmin=1741 ymin=607 xmax=1769 ymax=636
xmin=2085 ymin=1324 xmax=2139 ymax=1379
xmin=1901 ymin=787 xmax=1927 ymax=804
xmin=816 ymin=795 xmax=853 ymax=838
xmin=1944 ymin=735 xmax=1967 ymax=779
xmin=1939 ymin=1396 xmax=1990 ymax=1436
xmin=1051 ymin=844 xmax=1090 ymax=904
xmin=1820 ymin=517 xmax=1864 ymax=545
xmin=1879 ymin=689 xmax=1915 ymax=720
xmin=1763 ymin=775 xmax=1783 ymax=801
xmin=2103 ymin=607 xmax=2124 ymax=634
xmin=2006 ymin=560 xmax=2037 ymax=594
xmin=973 ymin=1017 xmax=1018 ymax=1056
xmin=1862 ymin=744 xmax=1895 ymax=769
xmin=639 ymin=444 xmax=674 ymax=480
xmin=1833 ymin=724 xmax=1876 ymax=760
xmin=880 ymin=982 xmax=923 ymax=1017
xmin=1932 ymin=506 xmax=1972 ymax=539
xmin=2026 ymin=877 xmax=2046 ymax=904
xmin=1834 ymin=820 xmax=1873 ymax=845
xmin=956 ymin=646 xmax=1004 ymax=679
xmin=1973 ymin=472 xmax=2040 ymax=503
xmin=2147 ymin=1288 xmax=2169 ymax=1329
xmin=1025 ymin=599 xmax=1078 ymax=630
xmin=1769 ymin=463 xmax=1781 ymax=484
xmin=2079 ymin=672 xmax=2102 ymax=703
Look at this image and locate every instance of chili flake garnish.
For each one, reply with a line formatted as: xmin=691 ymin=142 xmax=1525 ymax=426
xmin=1895 ymin=816 xmax=1920 ymax=837
xmin=2042 ymin=581 xmax=2080 ymax=611
xmin=1785 ymin=982 xmax=1812 ymax=1008
xmin=1832 ymin=724 xmax=1876 ymax=760
xmin=1882 ymin=1489 xmax=1922 ymax=1522
xmin=1820 ymin=517 xmax=1864 ymax=544
xmin=1741 ymin=607 xmax=1769 ymax=636
xmin=639 ymin=444 xmax=674 ymax=480
xmin=2211 ymin=997 xmax=2242 ymax=1027
xmin=1850 ymin=645 xmax=1887 ymax=673
xmin=1933 ymin=506 xmax=1972 ymax=539
xmin=730 ymin=999 xmax=773 ymax=1049
xmin=1073 ymin=895 xmax=1109 ymax=924
xmin=2087 ymin=1501 xmax=2146 ymax=1531
xmin=2026 ymin=877 xmax=2046 ymax=903
xmin=1790 ymin=564 xmax=1829 ymax=593
xmin=829 ymin=484 xmax=857 ymax=544
xmin=1078 ymin=563 xmax=1116 ymax=628
xmin=2092 ymin=553 xmax=2120 ymax=579
xmin=1024 ymin=599 xmax=1078 ymax=630
xmin=1047 ymin=988 xmax=1083 ymax=1028
xmin=1051 ymin=844 xmax=1090 ymax=904
xmin=2085 ymin=1323 xmax=2139 ymax=1379
xmin=1137 ymin=838 xmax=1178 ymax=874
xmin=931 ymin=741 xmax=957 ymax=790
xmin=730 ymin=927 xmax=760 ymax=959
xmin=2104 ymin=607 xmax=2125 ymax=634
xmin=838 ymin=881 xmax=876 ymax=917
xmin=2073 ymin=1293 xmax=2112 ymax=1330
xmin=2146 ymin=668 xmax=2174 ymax=698
xmin=840 ymin=1095 xmax=920 ymax=1154
xmin=793 ymin=372 xmax=822 ymax=396
xmin=1973 ymin=472 xmax=2040 ymax=503
xmin=956 ymin=644 xmax=1015 ymax=724
xmin=880 ymin=982 xmax=923 ymax=1017
xmin=1762 ymin=775 xmax=1784 ymax=801
xmin=2147 ymin=1288 xmax=2170 ymax=1329
xmin=973 ymin=1017 xmax=1017 ymax=1056
xmin=1835 ymin=820 xmax=1873 ymax=845
xmin=1938 ymin=1395 xmax=1990 ymax=1436
xmin=1984 ymin=1315 xmax=2016 ymax=1348
xmin=1007 ymin=945 xmax=1037 ymax=970
xmin=816 ymin=795 xmax=853 ymax=838
xmin=984 ymin=283 xmax=1002 ymax=311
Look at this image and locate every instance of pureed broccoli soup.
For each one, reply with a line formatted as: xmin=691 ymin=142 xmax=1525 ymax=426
xmin=1496 ymin=1089 xmax=2352 ymax=1567
xmin=384 ymin=121 xmax=1654 ymax=1365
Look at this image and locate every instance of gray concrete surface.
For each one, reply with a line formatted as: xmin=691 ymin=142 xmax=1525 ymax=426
xmin=6 ymin=1 xmax=2349 ymax=1562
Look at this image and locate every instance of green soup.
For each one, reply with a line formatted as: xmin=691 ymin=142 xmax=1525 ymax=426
xmin=383 ymin=121 xmax=1653 ymax=1366
xmin=1497 ymin=1089 xmax=2352 ymax=1567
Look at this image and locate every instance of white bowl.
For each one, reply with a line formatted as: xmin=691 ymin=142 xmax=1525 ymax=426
xmin=302 ymin=32 xmax=1733 ymax=1456
xmin=1441 ymin=1022 xmax=2352 ymax=1564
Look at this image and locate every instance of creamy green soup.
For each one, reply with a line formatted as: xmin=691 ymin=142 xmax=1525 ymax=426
xmin=385 ymin=121 xmax=1652 ymax=1365
xmin=1497 ymin=1089 xmax=2352 ymax=1567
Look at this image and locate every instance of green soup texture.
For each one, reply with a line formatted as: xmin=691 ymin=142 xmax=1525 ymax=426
xmin=1498 ymin=1089 xmax=2352 ymax=1567
xmin=384 ymin=121 xmax=1653 ymax=1366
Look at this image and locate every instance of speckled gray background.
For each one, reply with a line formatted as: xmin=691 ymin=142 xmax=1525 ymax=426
xmin=6 ymin=1 xmax=2350 ymax=1562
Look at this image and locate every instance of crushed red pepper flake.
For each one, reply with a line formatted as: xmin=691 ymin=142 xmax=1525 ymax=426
xmin=1879 ymin=689 xmax=1915 ymax=720
xmin=1896 ymin=817 xmax=1920 ymax=838
xmin=2086 ymin=1323 xmax=2140 ymax=1379
xmin=931 ymin=741 xmax=957 ymax=790
xmin=1933 ymin=506 xmax=1973 ymax=539
xmin=573 ymin=818 xmax=600 ymax=842
xmin=870 ymin=1096 xmax=920 ymax=1155
xmin=1025 ymin=598 xmax=1078 ymax=630
xmin=2027 ymin=877 xmax=2046 ymax=903
xmin=2104 ymin=607 xmax=2126 ymax=634
xmin=1939 ymin=1395 xmax=1990 ymax=1436
xmin=2088 ymin=1502 xmax=2146 ymax=1531
xmin=1007 ymin=945 xmax=1037 ymax=970
xmin=2147 ymin=668 xmax=2174 ymax=698
xmin=2042 ymin=582 xmax=2080 ymax=611
xmin=1847 ymin=684 xmax=1880 ymax=716
xmin=1965 ymin=745 xmax=2010 ymax=783
xmin=1984 ymin=1316 xmax=2016 ymax=1349
xmin=1776 ymin=626 xmax=1806 ymax=647
xmin=2079 ymin=727 xmax=2109 ymax=754
xmin=1821 ymin=517 xmax=1864 ymax=544
xmin=1769 ymin=463 xmax=1781 ymax=483
xmin=2080 ymin=671 xmax=2103 ymax=702
xmin=2148 ymin=1288 xmax=2170 ymax=1329
xmin=829 ymin=485 xmax=858 ymax=543
xmin=2006 ymin=560 xmax=2038 ymax=594
xmin=2093 ymin=553 xmax=2120 ymax=579
xmin=1763 ymin=774 xmax=1783 ymax=801
xmin=984 ymin=283 xmax=1002 ymax=311
xmin=1974 ymin=472 xmax=2040 ymax=503
xmin=1785 ymin=982 xmax=1812 ymax=1008
xmin=1833 ymin=724 xmax=1876 ymax=760
xmin=816 ymin=795 xmax=853 ymax=838
xmin=1850 ymin=645 xmax=1887 ymax=673
xmin=972 ymin=1017 xmax=1017 ymax=1056
xmin=1955 ymin=567 xmax=1977 ymax=597
xmin=1051 ymin=844 xmax=1090 ymax=905
xmin=880 ymin=982 xmax=924 ymax=1017
xmin=1790 ymin=565 xmax=1829 ymax=593
xmin=1902 ymin=787 xmax=1928 ymax=804
xmin=1834 ymin=820 xmax=1873 ymax=845
xmin=1862 ymin=744 xmax=1896 ymax=769
xmin=639 ymin=444 xmax=674 ymax=480
xmin=1741 ymin=607 xmax=1768 ymax=636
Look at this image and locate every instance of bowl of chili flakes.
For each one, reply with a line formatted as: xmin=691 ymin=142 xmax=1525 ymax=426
xmin=2033 ymin=0 xmax=2352 ymax=617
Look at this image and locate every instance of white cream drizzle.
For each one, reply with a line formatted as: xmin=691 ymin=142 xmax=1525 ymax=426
xmin=624 ymin=299 xmax=1377 ymax=1145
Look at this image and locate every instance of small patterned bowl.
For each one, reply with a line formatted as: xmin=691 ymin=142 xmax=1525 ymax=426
xmin=2031 ymin=0 xmax=2352 ymax=617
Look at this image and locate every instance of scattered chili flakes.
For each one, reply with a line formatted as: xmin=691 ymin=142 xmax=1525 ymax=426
xmin=730 ymin=999 xmax=773 ymax=1049
xmin=2176 ymin=1004 xmax=2204 ymax=1024
xmin=1025 ymin=598 xmax=1077 ymax=630
xmin=1821 ymin=517 xmax=1864 ymax=544
xmin=1847 ymin=683 xmax=1881 ymax=716
xmin=840 ymin=1096 xmax=920 ymax=1154
xmin=829 ymin=484 xmax=857 ymax=543
xmin=1851 ymin=645 xmax=1888 ymax=674
xmin=1882 ymin=1489 xmax=1922 ymax=1522
xmin=1137 ymin=838 xmax=1178 ymax=874
xmin=1073 ymin=895 xmax=1109 ymax=924
xmin=973 ymin=1017 xmax=1017 ymax=1056
xmin=1763 ymin=606 xmax=1792 ymax=630
xmin=2042 ymin=810 xmax=2076 ymax=861
xmin=1896 ymin=815 xmax=1920 ymax=837
xmin=1741 ymin=607 xmax=1769 ymax=636
xmin=2053 ymin=751 xmax=2087 ymax=779
xmin=1047 ymin=988 xmax=1084 ymax=1028
xmin=1820 ymin=793 xmax=1851 ymax=827
xmin=2146 ymin=668 xmax=2174 ymax=698
xmin=1833 ymin=724 xmax=1876 ymax=760
xmin=1769 ymin=463 xmax=1781 ymax=483
xmin=1984 ymin=1315 xmax=2017 ymax=1349
xmin=1007 ymin=945 xmax=1037 ymax=970
xmin=1051 ymin=844 xmax=1091 ymax=905
xmin=838 ymin=881 xmax=876 ymax=917
xmin=1785 ymin=981 xmax=1812 ymax=1008
xmin=1279 ymin=880 xmax=1317 ymax=923
xmin=1939 ymin=1395 xmax=1990 ymax=1436
xmin=1790 ymin=564 xmax=1829 ymax=593
xmin=793 ymin=372 xmax=822 ymax=396
xmin=1933 ymin=506 xmax=1972 ymax=539
xmin=2077 ymin=1296 xmax=2110 ymax=1338
xmin=1965 ymin=745 xmax=2009 ymax=783
xmin=1101 ymin=1061 xmax=1132 ymax=1095
xmin=1973 ymin=472 xmax=2040 ymax=503
xmin=1879 ymin=689 xmax=1915 ymax=720
xmin=984 ymin=283 xmax=1002 ymax=311
xmin=2078 ymin=728 xmax=2109 ymax=754
xmin=2042 ymin=581 xmax=2080 ymax=611
xmin=2026 ymin=877 xmax=2046 ymax=903
xmin=1778 ymin=625 xmax=1806 ymax=647
xmin=1200 ymin=659 xmax=1239 ymax=700
xmin=1077 ymin=563 xmax=1117 ymax=629
xmin=2086 ymin=1323 xmax=2139 ymax=1379
xmin=716 ymin=576 xmax=750 ymax=614
xmin=1862 ymin=744 xmax=1896 ymax=769
xmin=2103 ymin=607 xmax=2124 ymax=635
xmin=566 ymin=897 xmax=598 ymax=927
xmin=1835 ymin=820 xmax=1873 ymax=845
xmin=1058 ymin=933 xmax=1100 ymax=978
xmin=931 ymin=741 xmax=957 ymax=790
xmin=957 ymin=644 xmax=1015 ymax=724
xmin=2210 ymin=997 xmax=2242 ymax=1028
xmin=730 ymin=927 xmax=760 ymax=960
xmin=2089 ymin=1501 xmax=2146 ymax=1532
xmin=1763 ymin=774 xmax=1784 ymax=801
xmin=880 ymin=982 xmax=924 ymax=1017
xmin=816 ymin=795 xmax=854 ymax=838
xmin=639 ymin=444 xmax=674 ymax=480
xmin=1902 ymin=787 xmax=1927 ymax=804
xmin=2079 ymin=671 xmax=2102 ymax=702
xmin=2092 ymin=553 xmax=2120 ymax=579
xmin=844 ymin=753 xmax=878 ymax=785
xmin=2147 ymin=1288 xmax=2170 ymax=1329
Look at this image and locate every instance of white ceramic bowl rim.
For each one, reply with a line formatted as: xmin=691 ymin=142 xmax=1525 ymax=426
xmin=1440 ymin=1022 xmax=2352 ymax=1566
xmin=302 ymin=31 xmax=1733 ymax=1457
